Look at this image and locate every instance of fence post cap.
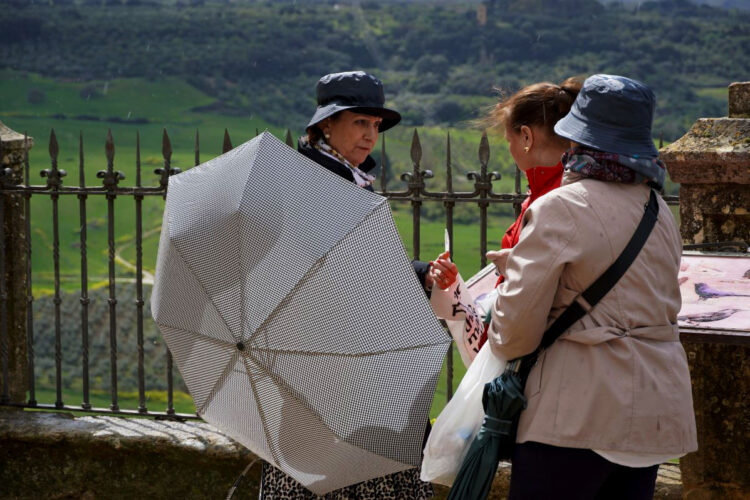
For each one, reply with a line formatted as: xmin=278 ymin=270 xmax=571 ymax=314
xmin=0 ymin=120 xmax=34 ymax=149
xmin=729 ymin=81 xmax=750 ymax=118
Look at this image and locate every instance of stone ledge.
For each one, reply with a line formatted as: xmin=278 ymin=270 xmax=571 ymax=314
xmin=0 ymin=408 xmax=683 ymax=499
xmin=0 ymin=407 xmax=260 ymax=499
xmin=661 ymin=118 xmax=750 ymax=185
xmin=0 ymin=120 xmax=33 ymax=150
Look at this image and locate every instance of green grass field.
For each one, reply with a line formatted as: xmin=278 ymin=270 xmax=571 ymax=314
xmin=28 ymin=387 xmax=197 ymax=416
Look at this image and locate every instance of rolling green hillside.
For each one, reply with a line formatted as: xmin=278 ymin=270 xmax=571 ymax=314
xmin=2 ymin=0 xmax=747 ymax=140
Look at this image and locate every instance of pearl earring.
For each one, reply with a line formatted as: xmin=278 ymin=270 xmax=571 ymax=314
xmin=324 ymin=131 xmax=331 ymax=139
xmin=524 ymin=146 xmax=530 ymax=153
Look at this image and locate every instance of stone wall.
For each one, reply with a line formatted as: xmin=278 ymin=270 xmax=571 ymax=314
xmin=0 ymin=408 xmax=261 ymax=499
xmin=0 ymin=408 xmax=681 ymax=499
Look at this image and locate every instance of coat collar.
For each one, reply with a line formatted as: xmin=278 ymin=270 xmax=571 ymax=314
xmin=525 ymin=161 xmax=563 ymax=202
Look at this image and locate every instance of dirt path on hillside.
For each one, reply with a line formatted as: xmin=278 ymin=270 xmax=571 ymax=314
xmin=114 ymin=226 xmax=162 ymax=285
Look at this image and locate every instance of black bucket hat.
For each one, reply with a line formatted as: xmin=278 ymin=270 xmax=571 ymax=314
xmin=306 ymin=71 xmax=402 ymax=132
xmin=554 ymin=74 xmax=659 ymax=158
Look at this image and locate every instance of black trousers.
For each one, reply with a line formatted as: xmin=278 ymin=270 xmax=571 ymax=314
xmin=508 ymin=441 xmax=660 ymax=500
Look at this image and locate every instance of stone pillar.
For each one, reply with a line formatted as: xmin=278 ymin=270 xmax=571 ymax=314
xmin=661 ymin=84 xmax=750 ymax=499
xmin=662 ymin=83 xmax=750 ymax=245
xmin=0 ymin=121 xmax=33 ymax=404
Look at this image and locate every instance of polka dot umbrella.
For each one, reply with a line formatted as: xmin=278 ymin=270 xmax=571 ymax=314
xmin=151 ymin=132 xmax=451 ymax=495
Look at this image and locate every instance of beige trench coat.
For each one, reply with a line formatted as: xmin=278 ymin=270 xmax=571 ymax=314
xmin=488 ymin=173 xmax=698 ymax=455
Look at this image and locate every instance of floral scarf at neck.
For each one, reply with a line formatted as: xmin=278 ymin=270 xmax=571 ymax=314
xmin=312 ymin=138 xmax=376 ymax=188
xmin=562 ymin=146 xmax=666 ymax=190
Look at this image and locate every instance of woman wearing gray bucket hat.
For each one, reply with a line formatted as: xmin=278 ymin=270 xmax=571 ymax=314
xmin=259 ymin=71 xmax=434 ymax=500
xmin=484 ymin=74 xmax=697 ymax=499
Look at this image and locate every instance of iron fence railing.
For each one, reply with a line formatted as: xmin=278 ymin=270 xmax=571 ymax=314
xmin=0 ymin=127 xmax=680 ymax=419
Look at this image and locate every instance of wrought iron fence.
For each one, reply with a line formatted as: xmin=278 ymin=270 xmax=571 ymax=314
xmin=0 ymin=127 xmax=679 ymax=419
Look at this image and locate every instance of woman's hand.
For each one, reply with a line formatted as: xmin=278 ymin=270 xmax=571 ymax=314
xmin=486 ymin=249 xmax=511 ymax=276
xmin=427 ymin=251 xmax=458 ymax=290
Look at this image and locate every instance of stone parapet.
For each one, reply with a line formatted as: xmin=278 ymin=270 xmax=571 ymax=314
xmin=0 ymin=408 xmax=260 ymax=499
xmin=0 ymin=409 xmax=682 ymax=499
xmin=661 ymin=83 xmax=750 ymax=246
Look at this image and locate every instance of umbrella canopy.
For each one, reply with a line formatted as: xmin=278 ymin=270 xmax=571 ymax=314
xmin=447 ymin=359 xmax=528 ymax=500
xmin=151 ymin=132 xmax=451 ymax=495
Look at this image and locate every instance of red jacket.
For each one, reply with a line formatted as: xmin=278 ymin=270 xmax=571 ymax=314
xmin=500 ymin=162 xmax=564 ymax=250
xmin=478 ymin=162 xmax=563 ymax=349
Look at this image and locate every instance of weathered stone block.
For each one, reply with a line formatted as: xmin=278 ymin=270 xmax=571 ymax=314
xmin=681 ymin=343 xmax=750 ymax=500
xmin=661 ymin=118 xmax=750 ymax=185
xmin=729 ymin=81 xmax=750 ymax=118
xmin=0 ymin=121 xmax=33 ymax=404
xmin=677 ymin=183 xmax=750 ymax=245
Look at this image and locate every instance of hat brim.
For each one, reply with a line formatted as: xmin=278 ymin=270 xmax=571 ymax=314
xmin=554 ymin=109 xmax=658 ymax=158
xmin=307 ymin=104 xmax=402 ymax=132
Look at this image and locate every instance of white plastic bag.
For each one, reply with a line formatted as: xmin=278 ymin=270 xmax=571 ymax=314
xmin=420 ymin=342 xmax=507 ymax=486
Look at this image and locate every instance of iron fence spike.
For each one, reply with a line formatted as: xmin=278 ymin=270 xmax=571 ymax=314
xmin=49 ymin=129 xmax=58 ymax=160
xmin=380 ymin=133 xmax=387 ymax=191
xmin=136 ymin=131 xmax=142 ymax=187
xmin=479 ymin=130 xmax=489 ymax=168
xmin=223 ymin=128 xmax=233 ymax=153
xmin=79 ymin=131 xmax=85 ymax=187
xmin=162 ymin=128 xmax=172 ymax=160
xmin=195 ymin=129 xmax=200 ymax=167
xmin=446 ymin=131 xmax=453 ymax=192
xmin=410 ymin=129 xmax=422 ymax=167
xmin=105 ymin=129 xmax=115 ymax=166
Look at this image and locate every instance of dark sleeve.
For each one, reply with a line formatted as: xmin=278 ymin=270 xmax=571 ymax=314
xmin=411 ymin=259 xmax=431 ymax=297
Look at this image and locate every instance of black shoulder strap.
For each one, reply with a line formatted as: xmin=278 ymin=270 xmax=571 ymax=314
xmin=538 ymin=189 xmax=660 ymax=350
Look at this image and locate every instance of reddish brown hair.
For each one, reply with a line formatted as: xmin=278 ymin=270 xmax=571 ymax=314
xmin=483 ymin=77 xmax=582 ymax=145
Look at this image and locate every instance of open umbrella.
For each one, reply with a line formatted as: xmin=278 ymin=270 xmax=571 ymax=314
xmin=151 ymin=132 xmax=451 ymax=495
xmin=447 ymin=358 xmax=528 ymax=500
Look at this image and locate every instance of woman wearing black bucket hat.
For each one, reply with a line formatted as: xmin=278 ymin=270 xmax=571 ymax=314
xmin=297 ymin=71 xmax=401 ymax=191
xmin=483 ymin=75 xmax=697 ymax=499
xmin=258 ymin=71 xmax=434 ymax=500
xmin=296 ymin=71 xmax=434 ymax=291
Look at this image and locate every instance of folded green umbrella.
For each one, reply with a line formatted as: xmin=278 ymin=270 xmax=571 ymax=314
xmin=447 ymin=358 xmax=528 ymax=500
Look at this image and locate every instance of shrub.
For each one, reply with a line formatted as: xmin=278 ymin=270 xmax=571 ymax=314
xmin=27 ymin=88 xmax=45 ymax=104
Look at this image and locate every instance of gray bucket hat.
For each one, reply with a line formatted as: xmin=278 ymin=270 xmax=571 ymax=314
xmin=554 ymin=74 xmax=659 ymax=158
xmin=306 ymin=71 xmax=402 ymax=132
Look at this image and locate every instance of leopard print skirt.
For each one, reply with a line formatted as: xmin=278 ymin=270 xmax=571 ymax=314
xmin=259 ymin=462 xmax=434 ymax=500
